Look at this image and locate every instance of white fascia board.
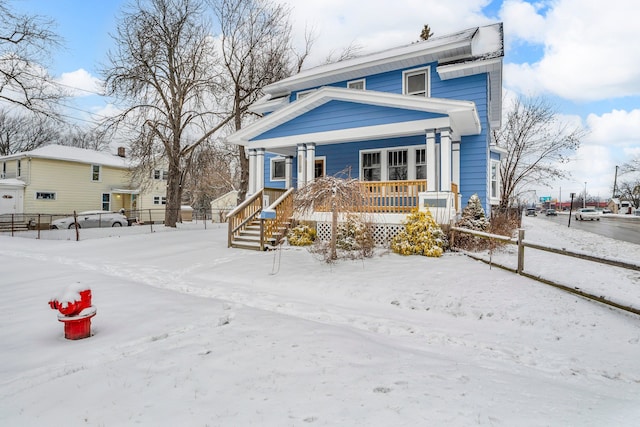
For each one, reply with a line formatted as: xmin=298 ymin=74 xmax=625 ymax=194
xmin=245 ymin=118 xmax=453 ymax=150
xmin=227 ymin=87 xmax=480 ymax=145
xmin=264 ymin=35 xmax=475 ymax=96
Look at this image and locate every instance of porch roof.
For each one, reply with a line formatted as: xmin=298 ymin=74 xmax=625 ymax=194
xmin=227 ymin=87 xmax=480 ymax=151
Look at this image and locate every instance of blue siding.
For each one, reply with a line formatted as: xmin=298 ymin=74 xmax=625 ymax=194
xmin=252 ymin=101 xmax=444 ymax=141
xmin=279 ymin=61 xmax=492 ymax=211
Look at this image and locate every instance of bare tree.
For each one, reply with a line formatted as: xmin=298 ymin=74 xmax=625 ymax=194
xmin=617 ymin=180 xmax=640 ymax=209
xmin=419 ymin=24 xmax=434 ymax=41
xmin=59 ymin=126 xmax=110 ymax=151
xmin=493 ymin=96 xmax=586 ymax=208
xmin=0 ymin=0 xmax=65 ymax=116
xmin=212 ymin=0 xmax=312 ymax=202
xmin=0 ymin=109 xmax=60 ymax=155
xmin=294 ymin=171 xmax=370 ymax=261
xmin=323 ymin=41 xmax=363 ymax=64
xmin=102 ymin=0 xmax=232 ymax=227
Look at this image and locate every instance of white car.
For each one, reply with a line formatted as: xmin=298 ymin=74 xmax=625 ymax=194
xmin=574 ymin=208 xmax=601 ymax=221
xmin=50 ymin=210 xmax=129 ymax=229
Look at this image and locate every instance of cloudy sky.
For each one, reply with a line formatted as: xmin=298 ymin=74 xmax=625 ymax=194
xmin=11 ymin=0 xmax=640 ymax=201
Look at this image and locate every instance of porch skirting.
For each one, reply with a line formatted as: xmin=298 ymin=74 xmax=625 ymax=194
xmin=315 ymin=221 xmax=406 ymax=246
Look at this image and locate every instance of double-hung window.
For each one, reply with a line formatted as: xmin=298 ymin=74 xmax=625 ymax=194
xmin=102 ymin=193 xmax=110 ymax=211
xmin=388 ymin=150 xmax=408 ymax=181
xmin=490 ymin=160 xmax=499 ymax=199
xmin=153 ymin=196 xmax=167 ymax=205
xmin=415 ymin=148 xmax=426 ymax=180
xmin=403 ymin=67 xmax=430 ymax=97
xmin=91 ymin=165 xmax=101 ymax=182
xmin=362 ymin=152 xmax=381 ymax=181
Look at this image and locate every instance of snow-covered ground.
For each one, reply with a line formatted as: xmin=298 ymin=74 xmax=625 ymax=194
xmin=1 ymin=216 xmax=639 ymax=426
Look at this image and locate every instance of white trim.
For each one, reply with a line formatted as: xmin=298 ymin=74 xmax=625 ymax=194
xmin=347 ymin=78 xmax=366 ymax=90
xmin=296 ymin=89 xmax=316 ymax=100
xmin=359 ymin=144 xmax=428 ymax=182
xmin=270 ymin=156 xmax=286 ymax=181
xmin=241 ymin=117 xmax=453 ymax=151
xmin=227 ymin=87 xmax=481 ymax=146
xmin=402 ymin=66 xmax=431 ymax=97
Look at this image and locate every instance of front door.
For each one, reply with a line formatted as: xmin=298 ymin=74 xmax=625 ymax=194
xmin=0 ymin=190 xmax=18 ymax=215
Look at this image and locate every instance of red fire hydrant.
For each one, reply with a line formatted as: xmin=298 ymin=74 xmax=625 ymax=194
xmin=49 ymin=284 xmax=97 ymax=340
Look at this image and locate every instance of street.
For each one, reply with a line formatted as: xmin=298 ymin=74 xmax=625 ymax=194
xmin=540 ymin=213 xmax=640 ymax=245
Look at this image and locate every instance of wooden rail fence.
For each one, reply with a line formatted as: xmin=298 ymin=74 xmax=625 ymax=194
xmin=450 ymin=226 xmax=640 ymax=316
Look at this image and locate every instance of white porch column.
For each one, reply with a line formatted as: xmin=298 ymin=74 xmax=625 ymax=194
xmin=297 ymin=143 xmax=306 ymax=189
xmin=306 ymin=143 xmax=316 ymax=184
xmin=439 ymin=128 xmax=452 ymax=192
xmin=452 ymin=141 xmax=460 ymax=190
xmin=248 ymin=149 xmax=257 ymax=195
xmin=255 ymin=148 xmax=265 ymax=191
xmin=285 ymin=156 xmax=293 ymax=189
xmin=426 ymin=129 xmax=437 ymax=192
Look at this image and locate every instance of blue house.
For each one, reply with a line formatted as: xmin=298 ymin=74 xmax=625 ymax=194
xmin=226 ymin=23 xmax=504 ymax=249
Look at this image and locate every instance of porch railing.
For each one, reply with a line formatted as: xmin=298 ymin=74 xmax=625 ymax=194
xmin=262 ymin=187 xmax=295 ymax=247
xmin=226 ymin=187 xmax=289 ymax=249
xmin=314 ymin=180 xmax=458 ymax=214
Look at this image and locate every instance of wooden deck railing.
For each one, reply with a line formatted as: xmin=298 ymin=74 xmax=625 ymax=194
xmin=226 ymin=187 xmax=289 ymax=248
xmin=314 ymin=180 xmax=458 ymax=214
xmin=262 ymin=188 xmax=295 ymax=247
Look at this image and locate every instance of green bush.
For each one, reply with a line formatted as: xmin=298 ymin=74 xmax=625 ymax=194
xmin=391 ymin=209 xmax=448 ymax=257
xmin=287 ymin=224 xmax=317 ymax=246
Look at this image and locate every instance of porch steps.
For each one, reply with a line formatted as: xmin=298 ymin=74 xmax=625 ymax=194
xmin=230 ymin=220 xmax=292 ymax=251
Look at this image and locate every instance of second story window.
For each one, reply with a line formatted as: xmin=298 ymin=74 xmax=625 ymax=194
xmin=347 ymin=79 xmax=365 ymax=90
xmin=91 ymin=165 xmax=101 ymax=182
xmin=1 ymin=162 xmax=5 ymax=178
xmin=403 ymin=67 xmax=430 ymax=97
xmin=17 ymin=160 xmax=21 ymax=177
xmin=154 ymin=169 xmax=168 ymax=180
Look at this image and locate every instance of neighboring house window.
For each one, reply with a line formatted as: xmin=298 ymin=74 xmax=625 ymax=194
xmin=153 ymin=196 xmax=167 ymax=205
xmin=388 ymin=149 xmax=408 ymax=181
xmin=403 ymin=67 xmax=430 ymax=97
xmin=102 ymin=193 xmax=110 ymax=211
xmin=91 ymin=165 xmax=101 ymax=181
xmin=490 ymin=160 xmax=499 ymax=199
xmin=362 ymin=152 xmax=381 ymax=181
xmin=154 ymin=169 xmax=168 ymax=180
xmin=416 ymin=148 xmax=426 ymax=180
xmin=17 ymin=160 xmax=21 ymax=177
xmin=270 ymin=158 xmax=286 ymax=181
xmin=347 ymin=79 xmax=365 ymax=90
xmin=36 ymin=192 xmax=56 ymax=200
xmin=296 ymin=89 xmax=315 ymax=100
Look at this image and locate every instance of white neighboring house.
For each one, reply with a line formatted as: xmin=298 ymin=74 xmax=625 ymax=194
xmin=210 ymin=190 xmax=239 ymax=222
xmin=0 ymin=145 xmax=168 ymax=224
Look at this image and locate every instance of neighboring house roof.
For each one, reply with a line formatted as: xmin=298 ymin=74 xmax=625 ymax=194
xmin=228 ymin=87 xmax=481 ymax=152
xmin=0 ymin=145 xmax=130 ymax=169
xmin=252 ymin=23 xmax=503 ymax=128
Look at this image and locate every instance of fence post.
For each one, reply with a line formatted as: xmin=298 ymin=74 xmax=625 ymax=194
xmin=148 ymin=209 xmax=153 ymax=233
xmin=517 ymin=229 xmax=525 ymax=274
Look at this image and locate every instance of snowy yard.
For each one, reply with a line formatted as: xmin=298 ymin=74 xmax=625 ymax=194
xmin=1 ymin=216 xmax=639 ymax=426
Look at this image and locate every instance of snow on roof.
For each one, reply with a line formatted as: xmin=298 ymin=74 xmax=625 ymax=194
xmin=263 ymin=23 xmax=503 ymax=96
xmin=0 ymin=145 xmax=130 ymax=168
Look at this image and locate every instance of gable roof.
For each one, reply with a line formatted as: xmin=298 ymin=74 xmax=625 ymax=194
xmin=228 ymin=87 xmax=480 ymax=148
xmin=263 ymin=23 xmax=503 ymax=97
xmin=0 ymin=145 xmax=130 ymax=169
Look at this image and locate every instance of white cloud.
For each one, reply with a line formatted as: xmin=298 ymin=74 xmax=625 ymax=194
xmin=501 ymin=0 xmax=640 ymax=101
xmin=281 ymin=0 xmax=494 ymax=68
xmin=57 ymin=69 xmax=103 ymax=97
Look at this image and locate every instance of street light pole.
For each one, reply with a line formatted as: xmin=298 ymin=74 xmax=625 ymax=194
xmin=583 ymin=182 xmax=587 ymax=208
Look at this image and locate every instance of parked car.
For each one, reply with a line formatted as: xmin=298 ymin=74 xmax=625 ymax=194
xmin=602 ymin=208 xmax=612 ymax=214
xmin=525 ymin=208 xmax=537 ymax=216
xmin=545 ymin=209 xmax=557 ymax=216
xmin=50 ymin=210 xmax=129 ymax=229
xmin=574 ymin=208 xmax=601 ymax=221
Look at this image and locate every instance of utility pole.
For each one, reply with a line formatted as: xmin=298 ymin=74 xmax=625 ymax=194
xmin=584 ymin=182 xmax=587 ymax=208
xmin=612 ymin=165 xmax=619 ymax=199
